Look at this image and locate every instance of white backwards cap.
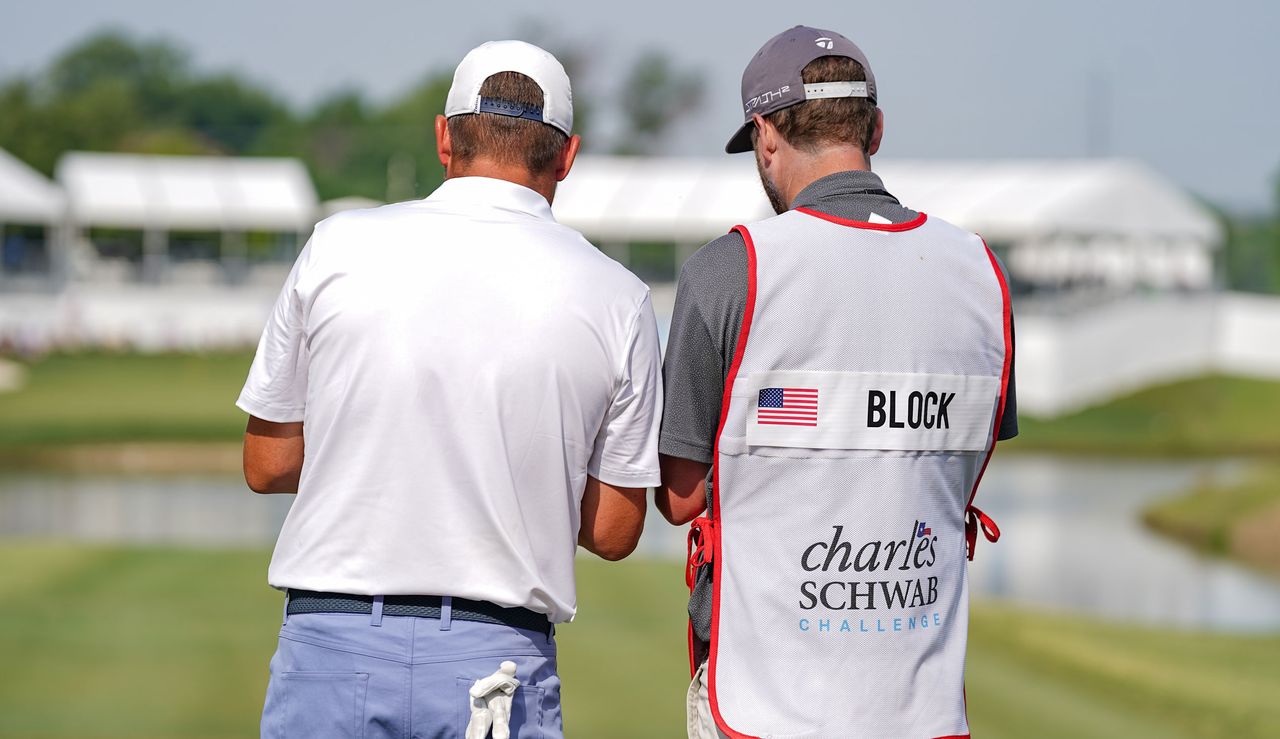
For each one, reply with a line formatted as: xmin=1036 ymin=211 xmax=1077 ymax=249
xmin=444 ymin=40 xmax=574 ymax=136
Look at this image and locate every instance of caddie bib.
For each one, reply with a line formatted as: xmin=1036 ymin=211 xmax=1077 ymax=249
xmin=692 ymin=207 xmax=1011 ymax=739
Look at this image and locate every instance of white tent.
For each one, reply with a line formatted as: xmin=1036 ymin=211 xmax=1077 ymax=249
xmin=0 ymin=148 xmax=65 ymax=284
xmin=322 ymin=196 xmax=383 ymax=219
xmin=57 ymin=152 xmax=318 ymax=232
xmin=554 ymin=156 xmax=772 ymax=243
xmin=553 ymin=156 xmax=1223 ymax=290
xmin=55 ymin=152 xmax=319 ymax=284
xmin=0 ymin=148 xmax=63 ymax=223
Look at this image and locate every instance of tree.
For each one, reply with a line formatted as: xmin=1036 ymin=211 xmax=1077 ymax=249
xmin=0 ymin=27 xmax=699 ymax=204
xmin=172 ymin=75 xmax=289 ymax=154
xmin=613 ymin=50 xmax=704 ymax=155
xmin=45 ymin=30 xmax=189 ymax=112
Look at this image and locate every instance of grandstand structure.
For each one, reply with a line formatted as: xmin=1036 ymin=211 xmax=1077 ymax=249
xmin=56 ymin=152 xmax=318 ymax=287
xmin=2 ymin=147 xmax=1272 ymax=416
xmin=0 ymin=149 xmax=65 ymax=290
xmin=554 ymin=156 xmax=1223 ymax=293
xmin=2 ymin=148 xmax=1223 ymax=295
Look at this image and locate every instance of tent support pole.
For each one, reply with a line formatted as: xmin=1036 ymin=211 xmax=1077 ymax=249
xmin=143 ymin=228 xmax=167 ymax=283
xmin=222 ymin=230 xmax=248 ymax=285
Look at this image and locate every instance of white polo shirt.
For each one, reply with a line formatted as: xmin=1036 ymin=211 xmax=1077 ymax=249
xmin=236 ymin=176 xmax=662 ymax=623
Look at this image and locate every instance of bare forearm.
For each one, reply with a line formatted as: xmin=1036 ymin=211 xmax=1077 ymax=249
xmin=657 ymin=454 xmax=710 ymax=525
xmin=578 ymin=476 xmax=647 ymax=560
xmin=243 ymin=416 xmax=305 ymax=494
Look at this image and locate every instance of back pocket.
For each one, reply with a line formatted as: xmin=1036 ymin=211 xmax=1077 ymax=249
xmin=456 ymin=677 xmax=545 ymax=739
xmin=282 ymin=672 xmax=369 ymax=739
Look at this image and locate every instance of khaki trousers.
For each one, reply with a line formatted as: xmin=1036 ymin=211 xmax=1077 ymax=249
xmin=686 ymin=661 xmax=731 ymax=739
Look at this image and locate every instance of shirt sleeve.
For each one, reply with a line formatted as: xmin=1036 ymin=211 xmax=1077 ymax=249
xmin=998 ymin=313 xmax=1019 ymax=440
xmin=235 ymin=240 xmax=313 ymax=423
xmin=587 ymin=292 xmax=664 ymax=488
xmin=988 ymin=250 xmax=1018 ymax=441
xmin=658 ymin=233 xmax=748 ymax=464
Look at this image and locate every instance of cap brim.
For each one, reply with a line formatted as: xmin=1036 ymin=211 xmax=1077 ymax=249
xmin=725 ymin=122 xmax=754 ymax=154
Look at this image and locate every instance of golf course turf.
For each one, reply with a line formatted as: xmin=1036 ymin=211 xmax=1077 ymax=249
xmin=2 ymin=354 xmax=1279 ymax=737
xmin=1 ymin=543 xmax=1278 ymax=738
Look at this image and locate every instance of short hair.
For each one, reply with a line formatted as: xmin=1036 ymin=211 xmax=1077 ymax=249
xmin=758 ymin=56 xmax=878 ymax=154
xmin=447 ymin=71 xmax=569 ymax=174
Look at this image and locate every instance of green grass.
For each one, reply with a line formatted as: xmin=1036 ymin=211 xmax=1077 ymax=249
xmin=1009 ymin=375 xmax=1280 ymax=457
xmin=3 ymin=354 xmax=1280 ymax=458
xmin=0 ymin=542 xmax=1277 ymax=738
xmin=0 ymin=352 xmax=253 ymax=446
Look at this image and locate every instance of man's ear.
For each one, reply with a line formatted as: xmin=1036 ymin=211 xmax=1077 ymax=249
xmin=435 ymin=115 xmax=452 ymax=172
xmin=555 ymin=134 xmax=582 ymax=182
xmin=753 ymin=114 xmax=778 ymax=167
xmin=867 ymin=108 xmax=884 ymax=157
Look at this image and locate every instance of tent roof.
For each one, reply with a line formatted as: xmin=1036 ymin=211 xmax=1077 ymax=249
xmin=57 ymin=152 xmax=319 ymax=231
xmin=553 ymin=157 xmax=773 ymax=243
xmin=0 ymin=148 xmax=64 ymax=223
xmin=322 ymin=196 xmax=383 ymax=218
xmin=553 ymin=156 xmax=1222 ymax=246
xmin=877 ymin=159 xmax=1221 ymax=245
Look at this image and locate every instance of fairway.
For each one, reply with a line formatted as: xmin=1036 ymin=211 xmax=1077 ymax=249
xmin=1 ymin=542 xmax=1277 ymax=738
xmin=0 ymin=352 xmax=253 ymax=447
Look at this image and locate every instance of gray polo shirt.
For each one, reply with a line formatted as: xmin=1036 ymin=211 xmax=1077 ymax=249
xmin=659 ymin=169 xmax=1018 ymax=654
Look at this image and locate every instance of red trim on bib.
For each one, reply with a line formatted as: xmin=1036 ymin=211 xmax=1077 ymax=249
xmin=795 ymin=206 xmax=929 ymax=232
xmin=965 ymin=239 xmax=1013 ymax=560
xmin=686 ymin=516 xmax=716 ymax=677
xmin=706 ymin=224 xmax=759 ymax=739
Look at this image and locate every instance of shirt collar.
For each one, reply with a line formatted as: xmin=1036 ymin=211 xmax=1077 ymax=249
xmin=425 ymin=176 xmax=556 ymax=221
xmin=792 ymin=169 xmax=899 ymax=210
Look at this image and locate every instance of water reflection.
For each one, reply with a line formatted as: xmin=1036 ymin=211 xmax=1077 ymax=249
xmin=1 ymin=455 xmax=1278 ymax=631
xmin=968 ymin=455 xmax=1280 ymax=632
xmin=0 ymin=474 xmax=293 ymax=546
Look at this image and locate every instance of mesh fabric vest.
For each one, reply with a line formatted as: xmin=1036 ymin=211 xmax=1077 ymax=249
xmin=691 ymin=207 xmax=1011 ymax=739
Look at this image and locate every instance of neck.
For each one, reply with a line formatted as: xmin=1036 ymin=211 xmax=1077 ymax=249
xmin=448 ymin=159 xmax=557 ymax=204
xmin=781 ymin=146 xmax=870 ymax=207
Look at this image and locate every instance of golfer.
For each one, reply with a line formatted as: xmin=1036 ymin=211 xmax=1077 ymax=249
xmin=238 ymin=40 xmax=662 ymax=738
xmin=657 ymin=26 xmax=1018 ymax=738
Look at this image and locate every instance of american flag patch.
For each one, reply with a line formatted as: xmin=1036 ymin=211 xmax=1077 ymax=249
xmin=757 ymin=387 xmax=819 ymax=426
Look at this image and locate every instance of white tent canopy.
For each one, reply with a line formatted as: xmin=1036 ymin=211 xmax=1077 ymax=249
xmin=554 ymin=156 xmax=1222 ymax=289
xmin=57 ymin=152 xmax=318 ymax=232
xmin=554 ymin=157 xmax=773 ymax=242
xmin=555 ymin=156 xmax=1221 ymax=246
xmin=0 ymin=148 xmax=64 ymax=223
xmin=878 ymin=159 xmax=1221 ymax=245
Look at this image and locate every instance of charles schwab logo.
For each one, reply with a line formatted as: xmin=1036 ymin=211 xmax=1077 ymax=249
xmin=797 ymin=521 xmax=944 ymax=634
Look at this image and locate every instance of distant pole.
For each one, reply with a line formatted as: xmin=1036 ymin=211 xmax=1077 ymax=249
xmin=222 ymin=230 xmax=248 ymax=285
xmin=143 ymin=228 xmax=167 ymax=284
xmin=1087 ymin=70 xmax=1112 ymax=158
xmin=387 ymin=151 xmax=417 ymax=204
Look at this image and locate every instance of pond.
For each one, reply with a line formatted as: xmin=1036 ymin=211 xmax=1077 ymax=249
xmin=2 ymin=454 xmax=1278 ymax=632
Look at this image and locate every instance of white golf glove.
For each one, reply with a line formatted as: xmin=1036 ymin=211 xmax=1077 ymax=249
xmin=465 ymin=661 xmax=521 ymax=739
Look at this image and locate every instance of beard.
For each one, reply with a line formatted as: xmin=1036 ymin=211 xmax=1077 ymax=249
xmin=755 ymin=146 xmax=789 ymax=215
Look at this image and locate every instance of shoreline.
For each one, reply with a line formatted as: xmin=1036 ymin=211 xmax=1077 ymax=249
xmin=3 ymin=436 xmax=1275 ymax=476
xmin=1142 ymin=465 xmax=1280 ymax=576
xmin=0 ymin=441 xmax=243 ymax=475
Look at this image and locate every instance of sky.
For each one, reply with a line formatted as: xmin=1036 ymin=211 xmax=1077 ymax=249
xmin=2 ymin=0 xmax=1278 ymax=213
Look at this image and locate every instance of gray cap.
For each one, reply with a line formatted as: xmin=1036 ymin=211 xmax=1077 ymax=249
xmin=725 ymin=25 xmax=877 ymax=154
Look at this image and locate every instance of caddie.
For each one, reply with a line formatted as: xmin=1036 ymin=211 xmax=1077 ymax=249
xmin=656 ymin=25 xmax=1018 ymax=739
xmin=238 ymin=40 xmax=662 ymax=738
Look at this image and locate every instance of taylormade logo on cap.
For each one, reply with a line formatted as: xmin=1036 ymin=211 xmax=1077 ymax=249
xmin=444 ymin=40 xmax=574 ymax=136
xmin=724 ymin=26 xmax=878 ymax=154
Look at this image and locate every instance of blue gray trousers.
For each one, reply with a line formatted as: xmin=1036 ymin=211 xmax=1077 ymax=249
xmin=261 ymin=601 xmax=563 ymax=738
